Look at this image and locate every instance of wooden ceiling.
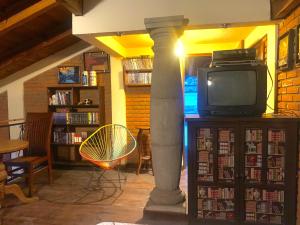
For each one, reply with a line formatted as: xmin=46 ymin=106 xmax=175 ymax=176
xmin=0 ymin=0 xmax=82 ymax=81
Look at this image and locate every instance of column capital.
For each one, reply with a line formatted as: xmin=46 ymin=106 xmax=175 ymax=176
xmin=144 ymin=15 xmax=188 ymax=31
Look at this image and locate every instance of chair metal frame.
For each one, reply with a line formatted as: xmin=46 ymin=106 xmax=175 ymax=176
xmin=79 ymin=124 xmax=136 ymax=190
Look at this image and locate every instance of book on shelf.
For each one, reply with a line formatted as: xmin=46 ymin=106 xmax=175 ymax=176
xmin=246 ymin=188 xmax=284 ymax=202
xmin=53 ymin=112 xmax=99 ymax=125
xmin=218 ymin=129 xmax=234 ymax=142
xmin=49 ymin=90 xmax=72 ymax=105
xmin=123 ymin=56 xmax=153 ymax=70
xmin=127 ymin=72 xmax=152 ymax=85
xmin=268 ymin=143 xmax=285 ymax=155
xmin=268 ymin=129 xmax=285 ymax=142
xmin=246 ymin=129 xmax=262 ymax=142
xmin=245 ymin=168 xmax=261 ymax=181
xmin=53 ymin=129 xmax=91 ymax=144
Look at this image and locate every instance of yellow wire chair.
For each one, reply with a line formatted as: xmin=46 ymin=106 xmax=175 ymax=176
xmin=79 ymin=124 xmax=137 ymax=189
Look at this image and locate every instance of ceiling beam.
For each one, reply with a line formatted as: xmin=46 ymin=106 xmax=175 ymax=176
xmin=57 ymin=0 xmax=83 ymax=16
xmin=0 ymin=29 xmax=78 ymax=79
xmin=271 ymin=0 xmax=300 ymax=19
xmin=0 ymin=0 xmax=58 ymax=35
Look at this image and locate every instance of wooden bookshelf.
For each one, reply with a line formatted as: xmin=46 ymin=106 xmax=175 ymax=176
xmin=187 ymin=115 xmax=299 ymax=225
xmin=48 ymin=86 xmax=105 ymax=168
xmin=123 ymin=56 xmax=153 ymax=87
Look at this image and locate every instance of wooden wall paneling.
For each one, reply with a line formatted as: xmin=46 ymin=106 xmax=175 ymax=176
xmin=24 ymin=48 xmax=112 ymax=125
xmin=0 ymin=91 xmax=9 ymax=140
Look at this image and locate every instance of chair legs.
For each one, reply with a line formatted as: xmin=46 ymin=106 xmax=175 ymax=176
xmin=136 ymin=156 xmax=142 ymax=175
xmin=47 ymin=161 xmax=53 ymax=184
xmin=27 ymin=165 xmax=33 ymax=197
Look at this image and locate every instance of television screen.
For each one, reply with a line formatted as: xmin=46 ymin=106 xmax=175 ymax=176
xmin=207 ymin=70 xmax=256 ymax=106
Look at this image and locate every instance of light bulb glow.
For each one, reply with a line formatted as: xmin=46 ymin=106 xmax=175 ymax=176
xmin=175 ymin=39 xmax=185 ymax=57
xmin=207 ymin=80 xmax=212 ymax=86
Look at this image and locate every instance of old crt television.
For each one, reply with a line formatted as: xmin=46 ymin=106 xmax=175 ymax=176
xmin=198 ymin=64 xmax=267 ymax=116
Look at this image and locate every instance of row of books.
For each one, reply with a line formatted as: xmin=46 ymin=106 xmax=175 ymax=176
xmin=123 ymin=57 xmax=153 ymax=70
xmin=245 ymin=129 xmax=262 ymax=142
xmin=219 ymin=167 xmax=234 ymax=180
xmin=53 ymin=112 xmax=100 ymax=125
xmin=218 ymin=156 xmax=234 ymax=167
xmin=198 ymin=199 xmax=234 ymax=211
xmin=268 ymin=130 xmax=285 ymax=142
xmin=268 ymin=156 xmax=284 ymax=167
xmin=245 ymin=212 xmax=282 ymax=224
xmin=49 ymin=91 xmax=72 ymax=105
xmin=218 ymin=142 xmax=234 ymax=154
xmin=246 ymin=201 xmax=284 ymax=214
xmin=196 ymin=138 xmax=213 ymax=151
xmin=218 ymin=129 xmax=234 ymax=142
xmin=126 ymin=72 xmax=152 ymax=85
xmin=267 ymin=168 xmax=284 ymax=182
xmin=245 ymin=168 xmax=261 ymax=182
xmin=245 ymin=155 xmax=262 ymax=167
xmin=198 ymin=162 xmax=213 ymax=175
xmin=53 ymin=131 xmax=89 ymax=144
xmin=198 ymin=187 xmax=234 ymax=199
xmin=198 ymin=211 xmax=234 ymax=220
xmin=245 ymin=188 xmax=284 ymax=202
xmin=198 ymin=151 xmax=213 ymax=162
xmin=197 ymin=128 xmax=212 ymax=138
xmin=268 ymin=143 xmax=285 ymax=155
xmin=246 ymin=142 xmax=262 ymax=154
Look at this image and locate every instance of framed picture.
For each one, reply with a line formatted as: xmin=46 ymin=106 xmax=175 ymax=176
xmin=277 ymin=29 xmax=294 ymax=71
xmin=83 ymin=52 xmax=110 ymax=72
xmin=296 ymin=24 xmax=300 ymax=67
xmin=57 ymin=66 xmax=80 ymax=84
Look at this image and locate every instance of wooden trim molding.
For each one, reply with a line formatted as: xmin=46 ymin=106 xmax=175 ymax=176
xmin=0 ymin=0 xmax=57 ymax=35
xmin=271 ymin=0 xmax=300 ymax=19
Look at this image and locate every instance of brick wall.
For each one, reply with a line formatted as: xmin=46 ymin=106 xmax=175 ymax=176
xmin=0 ymin=91 xmax=9 ymax=140
xmin=277 ymin=6 xmax=300 ymax=114
xmin=125 ymin=87 xmax=150 ymax=162
xmin=24 ymin=48 xmax=112 ymax=124
xmin=276 ymin=5 xmax=300 ymax=224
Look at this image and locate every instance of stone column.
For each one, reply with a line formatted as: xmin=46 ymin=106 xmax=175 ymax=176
xmin=144 ymin=16 xmax=188 ymax=209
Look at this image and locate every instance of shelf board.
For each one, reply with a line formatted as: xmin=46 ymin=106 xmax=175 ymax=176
xmin=53 ymin=160 xmax=91 ymax=167
xmin=53 ymin=124 xmax=100 ymax=127
xmin=49 ymin=104 xmax=99 ymax=109
xmin=48 ymin=86 xmax=99 ymax=90
xmin=125 ymin=84 xmax=151 ymax=87
xmin=51 ymin=143 xmax=81 ymax=146
xmin=125 ymin=69 xmax=152 ymax=73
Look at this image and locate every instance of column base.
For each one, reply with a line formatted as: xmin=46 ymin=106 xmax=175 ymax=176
xmin=144 ymin=198 xmax=186 ymax=216
xmin=150 ymin=187 xmax=185 ymax=205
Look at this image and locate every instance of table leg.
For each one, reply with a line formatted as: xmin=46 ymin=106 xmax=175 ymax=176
xmin=4 ymin=184 xmax=38 ymax=203
xmin=0 ymin=162 xmax=38 ymax=204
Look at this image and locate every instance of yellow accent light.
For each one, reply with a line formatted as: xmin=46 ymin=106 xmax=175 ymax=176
xmin=175 ymin=39 xmax=185 ymax=57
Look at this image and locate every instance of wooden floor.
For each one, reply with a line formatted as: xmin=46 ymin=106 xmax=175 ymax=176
xmin=0 ymin=168 xmax=188 ymax=225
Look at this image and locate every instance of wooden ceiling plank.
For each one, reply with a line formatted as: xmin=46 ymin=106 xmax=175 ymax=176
xmin=0 ymin=29 xmax=76 ymax=74
xmin=271 ymin=0 xmax=300 ymax=19
xmin=57 ymin=0 xmax=83 ymax=16
xmin=0 ymin=0 xmax=58 ymax=34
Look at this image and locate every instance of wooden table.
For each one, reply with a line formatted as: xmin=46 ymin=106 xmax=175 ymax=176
xmin=0 ymin=139 xmax=38 ymax=204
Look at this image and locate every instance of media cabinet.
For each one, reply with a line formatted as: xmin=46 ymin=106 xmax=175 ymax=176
xmin=186 ymin=115 xmax=299 ymax=225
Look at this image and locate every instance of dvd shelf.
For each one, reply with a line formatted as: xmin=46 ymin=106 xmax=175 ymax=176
xmin=123 ymin=56 xmax=153 ymax=86
xmin=218 ymin=129 xmax=235 ymax=182
xmin=267 ymin=129 xmax=285 ymax=184
xmin=197 ymin=128 xmax=214 ymax=182
xmin=198 ymin=186 xmax=235 ymax=220
xmin=245 ymin=129 xmax=263 ymax=183
xmin=187 ymin=117 xmax=298 ymax=225
xmin=245 ymin=188 xmax=284 ymax=224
